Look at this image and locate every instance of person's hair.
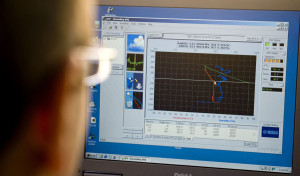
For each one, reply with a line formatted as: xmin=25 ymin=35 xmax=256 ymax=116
xmin=0 ymin=0 xmax=91 ymax=151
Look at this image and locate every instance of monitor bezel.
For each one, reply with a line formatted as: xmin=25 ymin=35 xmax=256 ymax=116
xmin=80 ymin=1 xmax=300 ymax=175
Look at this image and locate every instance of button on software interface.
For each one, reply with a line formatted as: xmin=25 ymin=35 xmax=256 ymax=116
xmin=86 ymin=6 xmax=300 ymax=173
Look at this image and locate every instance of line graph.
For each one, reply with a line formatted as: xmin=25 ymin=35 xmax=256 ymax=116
xmin=127 ymin=53 xmax=144 ymax=71
xmin=154 ymin=51 xmax=256 ymax=116
xmin=133 ymin=92 xmax=143 ymax=109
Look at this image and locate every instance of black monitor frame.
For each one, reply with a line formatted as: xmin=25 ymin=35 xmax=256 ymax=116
xmin=80 ymin=1 xmax=300 ymax=175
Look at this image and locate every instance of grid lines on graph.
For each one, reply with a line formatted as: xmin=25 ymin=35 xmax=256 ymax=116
xmin=154 ymin=51 xmax=256 ymax=116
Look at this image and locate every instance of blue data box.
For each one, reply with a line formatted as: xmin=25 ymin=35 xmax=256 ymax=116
xmin=262 ymin=127 xmax=279 ymax=138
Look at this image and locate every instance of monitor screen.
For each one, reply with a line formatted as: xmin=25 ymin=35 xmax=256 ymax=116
xmin=84 ymin=5 xmax=300 ymax=174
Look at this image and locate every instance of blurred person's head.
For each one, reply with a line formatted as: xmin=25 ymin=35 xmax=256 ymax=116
xmin=0 ymin=0 xmax=93 ymax=175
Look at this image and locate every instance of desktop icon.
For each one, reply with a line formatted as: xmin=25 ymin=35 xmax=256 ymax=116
xmin=88 ymin=133 xmax=95 ymax=140
xmin=94 ymin=21 xmax=100 ymax=29
xmin=91 ymin=117 xmax=96 ymax=124
xmin=107 ymin=7 xmax=114 ymax=14
xmin=89 ymin=101 xmax=95 ymax=107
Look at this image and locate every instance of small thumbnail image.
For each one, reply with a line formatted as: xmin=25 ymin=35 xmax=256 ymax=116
xmin=133 ymin=73 xmax=143 ymax=90
xmin=126 ymin=53 xmax=144 ymax=71
xmin=125 ymin=91 xmax=143 ymax=110
xmin=127 ymin=34 xmax=145 ymax=52
xmin=133 ymin=92 xmax=143 ymax=109
xmin=125 ymin=91 xmax=133 ymax=109
xmin=126 ymin=72 xmax=143 ymax=90
xmin=126 ymin=72 xmax=134 ymax=90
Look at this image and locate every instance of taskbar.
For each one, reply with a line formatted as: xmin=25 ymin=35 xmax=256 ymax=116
xmin=85 ymin=152 xmax=292 ymax=173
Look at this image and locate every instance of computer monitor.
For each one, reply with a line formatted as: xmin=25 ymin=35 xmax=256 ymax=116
xmin=81 ymin=1 xmax=300 ymax=175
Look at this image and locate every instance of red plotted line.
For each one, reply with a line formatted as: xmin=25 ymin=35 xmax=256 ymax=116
xmin=205 ymin=66 xmax=215 ymax=102
xmin=133 ymin=98 xmax=141 ymax=109
xmin=204 ymin=66 xmax=219 ymax=110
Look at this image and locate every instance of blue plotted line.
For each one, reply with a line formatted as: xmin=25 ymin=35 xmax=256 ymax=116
xmin=133 ymin=96 xmax=143 ymax=109
xmin=215 ymin=66 xmax=231 ymax=102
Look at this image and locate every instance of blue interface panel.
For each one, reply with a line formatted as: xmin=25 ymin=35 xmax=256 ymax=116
xmin=85 ymin=6 xmax=300 ymax=173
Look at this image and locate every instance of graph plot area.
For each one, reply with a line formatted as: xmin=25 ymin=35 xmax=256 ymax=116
xmin=154 ymin=52 xmax=256 ymax=116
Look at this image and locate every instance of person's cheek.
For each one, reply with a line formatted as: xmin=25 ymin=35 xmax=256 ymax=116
xmin=58 ymin=56 xmax=86 ymax=176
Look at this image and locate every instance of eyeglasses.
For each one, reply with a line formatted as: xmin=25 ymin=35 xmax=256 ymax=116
xmin=79 ymin=46 xmax=117 ymax=86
